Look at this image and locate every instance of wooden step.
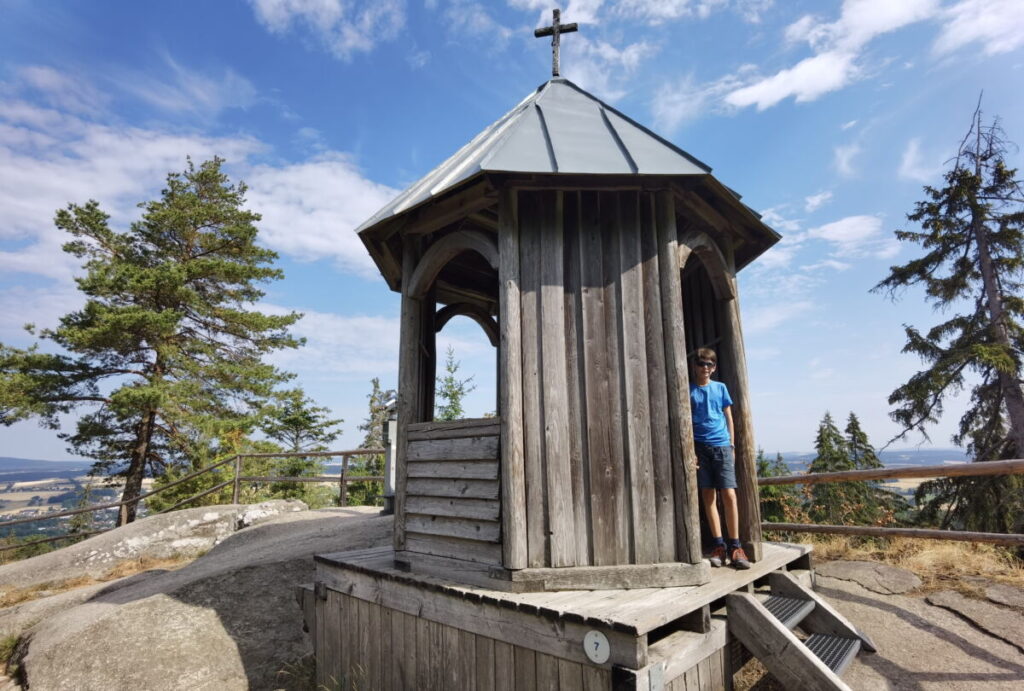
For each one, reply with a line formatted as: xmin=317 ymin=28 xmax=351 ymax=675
xmin=760 ymin=594 xmax=815 ymax=629
xmin=768 ymin=571 xmax=876 ymax=652
xmin=805 ymin=633 xmax=861 ymax=676
xmin=727 ymin=592 xmax=853 ymax=691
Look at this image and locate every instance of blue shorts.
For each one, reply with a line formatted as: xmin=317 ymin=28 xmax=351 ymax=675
xmin=695 ymin=442 xmax=737 ymax=490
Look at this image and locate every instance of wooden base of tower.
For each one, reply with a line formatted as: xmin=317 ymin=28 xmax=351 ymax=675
xmin=301 ymin=542 xmax=813 ymax=690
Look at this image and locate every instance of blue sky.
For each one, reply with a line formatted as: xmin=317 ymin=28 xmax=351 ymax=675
xmin=1 ymin=0 xmax=1022 ymax=460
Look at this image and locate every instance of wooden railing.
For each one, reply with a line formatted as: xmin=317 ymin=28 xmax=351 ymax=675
xmin=758 ymin=458 xmax=1024 ymax=546
xmin=0 ymin=448 xmax=385 ymax=555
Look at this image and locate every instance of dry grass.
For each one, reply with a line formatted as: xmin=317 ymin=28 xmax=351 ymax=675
xmin=804 ymin=534 xmax=1024 ymax=596
xmin=0 ymin=554 xmax=194 ymax=609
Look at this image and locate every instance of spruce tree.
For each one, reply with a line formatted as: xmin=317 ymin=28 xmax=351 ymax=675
xmin=0 ymin=158 xmax=301 ymax=524
xmin=872 ymin=105 xmax=1024 ymax=533
xmin=843 ymin=413 xmax=908 ymax=524
xmin=806 ymin=412 xmax=854 ymax=524
xmin=435 ymin=346 xmax=476 ymax=421
xmin=757 ymin=449 xmax=801 ymax=523
xmin=347 ymin=377 xmax=396 ymax=506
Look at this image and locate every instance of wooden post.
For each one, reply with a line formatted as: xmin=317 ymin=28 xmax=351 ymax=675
xmin=499 ymin=187 xmax=528 ymax=570
xmin=396 ymin=238 xmax=426 ymax=552
xmin=232 ymin=455 xmax=242 ymax=504
xmin=721 ymin=271 xmax=763 ymax=561
xmin=340 ymin=453 xmax=349 ymax=507
xmin=655 ymin=190 xmax=702 ymax=564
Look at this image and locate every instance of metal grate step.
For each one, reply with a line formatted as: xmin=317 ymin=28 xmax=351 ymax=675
xmin=805 ymin=633 xmax=861 ymax=675
xmin=762 ymin=595 xmax=815 ymax=630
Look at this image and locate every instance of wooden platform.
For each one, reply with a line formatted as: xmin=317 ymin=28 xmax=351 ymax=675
xmin=308 ymin=542 xmax=812 ymax=689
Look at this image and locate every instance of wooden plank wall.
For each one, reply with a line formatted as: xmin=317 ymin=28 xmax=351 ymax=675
xmin=404 ymin=418 xmax=502 ymax=564
xmin=319 ymin=592 xmax=613 ymax=691
xmin=664 ymin=647 xmax=729 ymax=691
xmin=510 ymin=189 xmax=701 ymax=569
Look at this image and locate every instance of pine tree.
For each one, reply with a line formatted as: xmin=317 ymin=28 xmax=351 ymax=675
xmin=435 ymin=346 xmax=476 ymax=422
xmin=0 ymin=158 xmax=302 ymax=524
xmin=843 ymin=413 xmax=908 ymax=525
xmin=872 ymin=104 xmax=1024 ymax=533
xmin=806 ymin=412 xmax=854 ymax=524
xmin=757 ymin=449 xmax=801 ymax=523
xmin=347 ymin=377 xmax=396 ymax=506
xmin=258 ymin=388 xmax=342 ymax=502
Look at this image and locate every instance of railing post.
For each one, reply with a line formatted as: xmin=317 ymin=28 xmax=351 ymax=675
xmin=232 ymin=455 xmax=242 ymax=504
xmin=339 ymin=453 xmax=349 ymax=507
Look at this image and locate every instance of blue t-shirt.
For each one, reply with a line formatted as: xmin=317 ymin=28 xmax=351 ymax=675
xmin=690 ymin=380 xmax=733 ymax=446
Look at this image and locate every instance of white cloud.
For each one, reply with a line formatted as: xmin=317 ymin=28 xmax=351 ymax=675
xmin=119 ymin=56 xmax=258 ymax=117
xmin=800 ymin=258 xmax=850 ymax=272
xmin=807 ymin=214 xmax=884 ymax=256
xmin=727 ymin=0 xmax=939 ymax=110
xmin=16 ymin=65 xmax=107 ymax=115
xmin=563 ymin=37 xmax=657 ymax=102
xmin=0 ymin=96 xmax=261 ymax=282
xmin=933 ymin=0 xmax=1024 ymax=56
xmin=0 ymin=285 xmax=83 ymax=342
xmin=651 ymin=69 xmax=747 ymax=132
xmin=611 ymin=0 xmax=727 ymax=24
xmin=898 ymin=138 xmax=942 ymax=182
xmin=248 ymin=0 xmax=406 ymax=60
xmin=840 ymin=119 xmax=858 ymax=130
xmin=245 ymin=154 xmax=399 ymax=276
xmin=745 ymin=300 xmax=815 ymax=333
xmin=267 ymin=305 xmax=400 ymax=380
xmin=726 ymin=50 xmax=857 ymax=110
xmin=804 ymin=191 xmax=833 ymax=212
xmin=834 ymin=143 xmax=860 ymax=177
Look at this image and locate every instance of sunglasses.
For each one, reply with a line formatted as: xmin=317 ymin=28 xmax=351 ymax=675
xmin=696 ymin=360 xmax=716 ymax=368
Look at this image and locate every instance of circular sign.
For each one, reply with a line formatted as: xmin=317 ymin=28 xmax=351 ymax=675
xmin=583 ymin=630 xmax=610 ymax=664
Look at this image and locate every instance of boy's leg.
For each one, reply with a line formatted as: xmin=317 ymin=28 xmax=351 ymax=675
xmin=701 ymin=488 xmax=722 ymax=537
xmin=721 ymin=488 xmax=740 ymax=541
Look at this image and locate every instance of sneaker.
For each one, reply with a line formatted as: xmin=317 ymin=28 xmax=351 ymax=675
xmin=730 ymin=546 xmax=751 ymax=570
xmin=708 ymin=545 xmax=727 ymax=568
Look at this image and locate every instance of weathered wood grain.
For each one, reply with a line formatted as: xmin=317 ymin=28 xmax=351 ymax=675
xmin=494 ymin=640 xmax=514 ymax=691
xmin=541 ymin=190 xmax=576 ymax=566
xmin=476 ymin=634 xmax=496 ymax=690
xmin=619 ymin=190 xmax=658 ymax=564
xmin=405 ymin=495 xmax=500 ymax=520
xmin=640 ymin=192 xmax=678 ymax=562
xmin=499 ymin=186 xmax=528 ymax=570
xmin=519 ymin=191 xmax=548 ymax=568
xmin=407 ymin=229 xmax=499 ymax=299
xmin=406 ymin=514 xmax=501 ymax=542
xmin=721 ymin=273 xmax=763 ymax=560
xmin=395 ymin=238 xmax=425 ymax=552
xmin=405 ymin=477 xmax=500 ymax=499
xmin=601 ymin=191 xmax=631 ymax=563
xmin=578 ymin=190 xmax=621 ymax=566
xmin=726 ymin=592 xmax=851 ymax=690
xmin=406 ymin=460 xmax=498 ymax=480
xmin=655 ymin=190 xmax=702 ymax=564
xmin=406 ymin=435 xmax=500 ymax=461
xmin=562 ymin=190 xmax=593 ymax=566
xmin=405 ymin=533 xmax=502 ymax=564
xmin=408 ymin=417 xmax=501 ymax=440
xmin=514 ymin=646 xmax=537 ymax=691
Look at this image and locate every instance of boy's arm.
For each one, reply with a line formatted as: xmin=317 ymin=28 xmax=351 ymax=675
xmin=724 ymin=405 xmax=735 ymax=447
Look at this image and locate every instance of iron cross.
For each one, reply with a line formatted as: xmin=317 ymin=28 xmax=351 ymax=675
xmin=534 ymin=8 xmax=578 ymax=78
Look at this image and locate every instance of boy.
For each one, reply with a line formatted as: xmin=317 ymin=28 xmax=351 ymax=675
xmin=690 ymin=348 xmax=750 ymax=569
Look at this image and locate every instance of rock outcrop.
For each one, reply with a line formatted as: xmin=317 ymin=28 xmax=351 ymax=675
xmin=0 ymin=503 xmax=391 ymax=690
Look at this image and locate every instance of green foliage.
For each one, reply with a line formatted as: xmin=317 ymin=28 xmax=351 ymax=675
xmin=0 ymin=158 xmax=302 ymax=524
xmin=806 ymin=412 xmax=905 ymax=526
xmin=347 ymin=378 xmax=395 ymax=506
xmin=756 ymin=449 xmax=803 ymax=524
xmin=435 ymin=346 xmax=476 ymax=422
xmin=259 ymin=388 xmax=343 ymax=453
xmin=873 ymin=105 xmax=1024 ymax=534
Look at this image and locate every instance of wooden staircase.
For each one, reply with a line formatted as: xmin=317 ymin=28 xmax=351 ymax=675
xmin=727 ymin=571 xmax=875 ymax=691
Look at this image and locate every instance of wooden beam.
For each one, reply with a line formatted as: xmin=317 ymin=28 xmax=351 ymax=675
xmin=676 ymin=229 xmax=734 ymax=301
xmin=763 ymin=522 xmax=1024 ymax=546
xmin=726 ymin=592 xmax=852 ymax=691
xmin=408 ymin=230 xmax=499 ymax=299
xmin=435 ymin=302 xmax=499 ymax=347
xmin=759 ymin=457 xmax=1024 ymax=486
xmin=499 ymin=186 xmax=528 ymax=570
xmin=405 ymin=180 xmax=497 ymax=236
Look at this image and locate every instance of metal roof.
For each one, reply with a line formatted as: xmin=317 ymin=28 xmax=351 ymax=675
xmin=355 ymin=78 xmax=712 ymax=234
